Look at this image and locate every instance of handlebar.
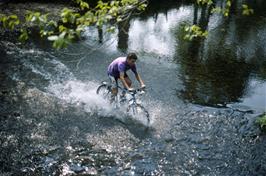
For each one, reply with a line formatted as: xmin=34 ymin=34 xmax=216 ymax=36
xmin=126 ymin=88 xmax=146 ymax=95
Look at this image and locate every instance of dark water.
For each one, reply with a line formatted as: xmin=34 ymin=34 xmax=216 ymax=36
xmin=0 ymin=1 xmax=266 ymax=175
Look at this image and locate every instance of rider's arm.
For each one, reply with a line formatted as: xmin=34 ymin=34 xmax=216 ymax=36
xmin=119 ymin=72 xmax=131 ymax=90
xmin=135 ymin=73 xmax=145 ymax=88
xmin=131 ymin=65 xmax=145 ymax=88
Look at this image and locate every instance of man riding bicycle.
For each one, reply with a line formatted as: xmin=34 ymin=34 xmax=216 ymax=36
xmin=107 ymin=52 xmax=146 ymax=99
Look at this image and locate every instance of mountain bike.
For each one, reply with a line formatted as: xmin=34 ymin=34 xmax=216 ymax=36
xmin=96 ymin=81 xmax=150 ymax=125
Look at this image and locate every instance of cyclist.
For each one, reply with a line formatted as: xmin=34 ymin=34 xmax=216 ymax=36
xmin=107 ymin=52 xmax=145 ymax=100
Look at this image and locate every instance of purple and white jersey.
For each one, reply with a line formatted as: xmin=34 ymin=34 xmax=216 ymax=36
xmin=107 ymin=57 xmax=137 ymax=79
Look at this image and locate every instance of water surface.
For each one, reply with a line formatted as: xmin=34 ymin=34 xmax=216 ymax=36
xmin=0 ymin=1 xmax=266 ymax=175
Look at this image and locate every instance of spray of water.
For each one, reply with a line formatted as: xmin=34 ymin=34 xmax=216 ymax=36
xmin=46 ymin=80 xmax=165 ymax=127
xmin=47 ymin=80 xmax=119 ymax=116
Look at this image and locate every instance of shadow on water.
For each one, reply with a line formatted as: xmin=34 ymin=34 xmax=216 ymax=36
xmin=99 ymin=114 xmax=154 ymax=139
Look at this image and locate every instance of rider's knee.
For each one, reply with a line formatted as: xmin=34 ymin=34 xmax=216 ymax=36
xmin=112 ymin=88 xmax=118 ymax=95
xmin=127 ymin=80 xmax=132 ymax=87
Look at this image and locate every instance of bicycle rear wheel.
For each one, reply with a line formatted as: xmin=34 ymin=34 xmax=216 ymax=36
xmin=127 ymin=104 xmax=150 ymax=125
xmin=96 ymin=84 xmax=112 ymax=101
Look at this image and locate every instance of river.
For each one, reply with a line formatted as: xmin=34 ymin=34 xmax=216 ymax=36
xmin=0 ymin=0 xmax=266 ymax=175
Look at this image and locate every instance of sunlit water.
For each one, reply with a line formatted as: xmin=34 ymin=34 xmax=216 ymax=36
xmin=1 ymin=1 xmax=266 ymax=175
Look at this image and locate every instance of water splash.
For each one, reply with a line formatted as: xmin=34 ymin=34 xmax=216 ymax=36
xmin=47 ymin=80 xmax=114 ymax=115
xmin=46 ymin=80 xmax=168 ymax=127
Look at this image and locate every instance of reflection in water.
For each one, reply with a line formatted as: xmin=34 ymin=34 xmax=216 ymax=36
xmin=117 ymin=20 xmax=130 ymax=53
xmin=98 ymin=27 xmax=103 ymax=43
xmin=175 ymin=2 xmax=252 ymax=107
xmin=178 ymin=45 xmax=251 ymax=107
xmin=170 ymin=2 xmax=266 ymax=110
xmin=128 ymin=8 xmax=191 ymax=57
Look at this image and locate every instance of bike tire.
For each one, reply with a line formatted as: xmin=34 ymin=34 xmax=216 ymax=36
xmin=96 ymin=84 xmax=111 ymax=100
xmin=127 ymin=104 xmax=150 ymax=125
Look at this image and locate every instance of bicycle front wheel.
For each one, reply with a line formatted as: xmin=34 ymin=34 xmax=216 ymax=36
xmin=127 ymin=104 xmax=150 ymax=125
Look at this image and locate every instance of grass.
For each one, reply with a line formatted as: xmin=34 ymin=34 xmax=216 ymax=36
xmin=257 ymin=114 xmax=266 ymax=131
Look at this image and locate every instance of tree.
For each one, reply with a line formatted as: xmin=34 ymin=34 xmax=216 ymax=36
xmin=0 ymin=0 xmax=147 ymax=49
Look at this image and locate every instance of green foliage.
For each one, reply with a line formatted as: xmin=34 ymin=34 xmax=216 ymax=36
xmin=61 ymin=8 xmax=80 ymax=24
xmin=210 ymin=7 xmax=221 ymax=14
xmin=208 ymin=0 xmax=254 ymax=17
xmin=0 ymin=0 xmax=147 ymax=49
xmin=25 ymin=11 xmax=48 ymax=24
xmin=183 ymin=25 xmax=208 ymax=41
xmin=257 ymin=114 xmax=266 ymax=131
xmin=19 ymin=29 xmax=29 ymax=42
xmin=210 ymin=0 xmax=232 ymax=17
xmin=197 ymin=0 xmax=213 ymax=6
xmin=74 ymin=0 xmax=89 ymax=10
xmin=48 ymin=32 xmax=72 ymax=49
xmin=222 ymin=0 xmax=231 ymax=17
xmin=0 ymin=14 xmax=20 ymax=30
xmin=242 ymin=4 xmax=254 ymax=16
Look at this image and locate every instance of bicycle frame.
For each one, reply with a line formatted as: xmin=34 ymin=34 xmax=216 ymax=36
xmin=128 ymin=90 xmax=142 ymax=104
xmin=101 ymin=81 xmax=124 ymax=92
xmin=101 ymin=81 xmax=143 ymax=106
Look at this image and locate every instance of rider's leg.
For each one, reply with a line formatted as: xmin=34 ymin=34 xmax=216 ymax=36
xmin=109 ymin=75 xmax=118 ymax=102
xmin=120 ymin=76 xmax=132 ymax=98
xmin=111 ymin=87 xmax=118 ymax=96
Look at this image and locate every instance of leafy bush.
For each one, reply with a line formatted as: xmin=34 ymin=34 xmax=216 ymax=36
xmin=257 ymin=114 xmax=266 ymax=131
